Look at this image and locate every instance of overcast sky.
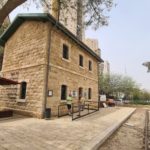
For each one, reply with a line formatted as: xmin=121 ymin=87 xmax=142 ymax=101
xmin=86 ymin=0 xmax=150 ymax=91
xmin=10 ymin=0 xmax=150 ymax=91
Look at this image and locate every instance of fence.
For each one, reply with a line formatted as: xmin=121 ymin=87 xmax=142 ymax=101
xmin=72 ymin=100 xmax=99 ymax=121
xmin=58 ymin=100 xmax=99 ymax=120
xmin=58 ymin=103 xmax=68 ymax=117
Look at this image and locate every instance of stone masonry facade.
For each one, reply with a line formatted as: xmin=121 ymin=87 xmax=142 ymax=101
xmin=0 ymin=14 xmax=100 ymax=118
xmin=47 ymin=29 xmax=99 ymax=115
xmin=0 ymin=21 xmax=49 ymax=118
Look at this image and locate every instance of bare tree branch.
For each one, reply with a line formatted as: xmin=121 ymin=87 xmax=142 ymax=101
xmin=0 ymin=0 xmax=27 ymax=27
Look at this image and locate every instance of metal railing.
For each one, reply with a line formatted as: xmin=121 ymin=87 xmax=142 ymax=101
xmin=72 ymin=100 xmax=99 ymax=121
xmin=58 ymin=103 xmax=68 ymax=118
xmin=58 ymin=100 xmax=100 ymax=120
xmin=145 ymin=110 xmax=150 ymax=150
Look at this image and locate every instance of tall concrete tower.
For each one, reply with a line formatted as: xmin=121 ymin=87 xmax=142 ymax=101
xmin=100 ymin=61 xmax=110 ymax=75
xmin=43 ymin=0 xmax=84 ymax=40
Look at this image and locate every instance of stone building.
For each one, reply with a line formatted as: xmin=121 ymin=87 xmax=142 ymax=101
xmin=84 ymin=38 xmax=101 ymax=56
xmin=44 ymin=0 xmax=78 ymax=36
xmin=44 ymin=0 xmax=85 ymax=40
xmin=100 ymin=61 xmax=110 ymax=75
xmin=0 ymin=13 xmax=103 ymax=118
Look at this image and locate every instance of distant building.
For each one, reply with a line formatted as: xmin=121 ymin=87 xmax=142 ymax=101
xmin=84 ymin=38 xmax=101 ymax=56
xmin=43 ymin=0 xmax=84 ymax=39
xmin=84 ymin=38 xmax=99 ymax=51
xmin=100 ymin=61 xmax=110 ymax=75
xmin=83 ymin=39 xmax=110 ymax=76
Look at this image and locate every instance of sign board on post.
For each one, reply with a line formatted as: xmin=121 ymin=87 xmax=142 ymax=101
xmin=48 ymin=90 xmax=53 ymax=97
xmin=100 ymin=95 xmax=106 ymax=102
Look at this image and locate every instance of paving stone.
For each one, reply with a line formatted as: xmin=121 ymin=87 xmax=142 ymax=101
xmin=0 ymin=107 xmax=135 ymax=150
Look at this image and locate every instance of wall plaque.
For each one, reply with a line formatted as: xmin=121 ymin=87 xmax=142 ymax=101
xmin=48 ymin=90 xmax=53 ymax=97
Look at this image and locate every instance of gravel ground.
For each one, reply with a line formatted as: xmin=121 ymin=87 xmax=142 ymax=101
xmin=99 ymin=108 xmax=147 ymax=150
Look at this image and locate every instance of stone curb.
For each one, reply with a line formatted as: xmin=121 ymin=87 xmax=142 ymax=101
xmin=82 ymin=108 xmax=136 ymax=150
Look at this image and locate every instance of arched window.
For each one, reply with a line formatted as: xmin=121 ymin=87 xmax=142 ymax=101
xmin=89 ymin=60 xmax=92 ymax=71
xmin=63 ymin=44 xmax=69 ymax=59
xmin=61 ymin=85 xmax=67 ymax=100
xmin=79 ymin=55 xmax=84 ymax=67
xmin=78 ymin=87 xmax=83 ymax=100
xmin=20 ymin=82 xmax=27 ymax=99
xmin=88 ymin=88 xmax=92 ymax=99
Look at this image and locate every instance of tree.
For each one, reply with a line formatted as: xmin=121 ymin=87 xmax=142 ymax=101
xmin=132 ymin=88 xmax=150 ymax=103
xmin=0 ymin=0 xmax=26 ymax=27
xmin=99 ymin=73 xmax=139 ymax=99
xmin=77 ymin=0 xmax=83 ymax=40
xmin=99 ymin=73 xmax=150 ymax=103
xmin=99 ymin=74 xmax=110 ymax=94
xmin=0 ymin=20 xmax=9 ymax=70
xmin=0 ymin=0 xmax=114 ymax=28
xmin=83 ymin=0 xmax=114 ymax=29
xmin=142 ymin=90 xmax=150 ymax=101
xmin=143 ymin=62 xmax=150 ymax=72
xmin=0 ymin=0 xmax=114 ymax=67
xmin=132 ymin=88 xmax=141 ymax=101
xmin=120 ymin=76 xmax=138 ymax=99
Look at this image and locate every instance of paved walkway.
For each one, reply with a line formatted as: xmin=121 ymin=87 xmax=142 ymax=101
xmin=0 ymin=107 xmax=135 ymax=150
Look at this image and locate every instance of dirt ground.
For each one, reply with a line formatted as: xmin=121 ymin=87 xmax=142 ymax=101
xmin=99 ymin=106 xmax=150 ymax=150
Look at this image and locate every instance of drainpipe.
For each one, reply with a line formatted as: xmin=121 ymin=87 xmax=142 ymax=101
xmin=42 ymin=23 xmax=51 ymax=118
xmin=97 ymin=62 xmax=100 ymax=109
xmin=43 ymin=1 xmax=61 ymax=119
xmin=43 ymin=20 xmax=59 ymax=118
xmin=77 ymin=0 xmax=83 ymax=41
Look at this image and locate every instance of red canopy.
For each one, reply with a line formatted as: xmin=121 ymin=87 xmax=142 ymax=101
xmin=0 ymin=77 xmax=20 ymax=85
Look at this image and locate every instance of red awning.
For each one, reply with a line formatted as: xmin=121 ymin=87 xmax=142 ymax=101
xmin=0 ymin=77 xmax=20 ymax=85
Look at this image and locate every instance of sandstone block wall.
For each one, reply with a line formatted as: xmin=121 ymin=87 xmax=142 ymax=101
xmin=1 ymin=21 xmax=49 ymax=118
xmin=47 ymin=28 xmax=99 ymax=116
xmin=0 ymin=20 xmax=100 ymax=118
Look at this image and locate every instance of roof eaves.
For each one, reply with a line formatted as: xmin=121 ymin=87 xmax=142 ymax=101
xmin=0 ymin=13 xmax=103 ymax=62
xmin=49 ymin=17 xmax=103 ymax=62
xmin=0 ymin=17 xmax=24 ymax=45
xmin=0 ymin=13 xmax=50 ymax=46
xmin=0 ymin=39 xmax=5 ymax=47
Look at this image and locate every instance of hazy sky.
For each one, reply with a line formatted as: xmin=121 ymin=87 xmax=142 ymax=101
xmin=86 ymin=0 xmax=150 ymax=91
xmin=10 ymin=0 xmax=150 ymax=91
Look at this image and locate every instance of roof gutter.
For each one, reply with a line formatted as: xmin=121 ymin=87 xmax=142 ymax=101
xmin=0 ymin=13 xmax=103 ymax=62
xmin=47 ymin=16 xmax=103 ymax=62
xmin=43 ymin=21 xmax=58 ymax=118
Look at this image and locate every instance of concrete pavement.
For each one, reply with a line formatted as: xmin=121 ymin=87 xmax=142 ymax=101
xmin=0 ymin=107 xmax=136 ymax=150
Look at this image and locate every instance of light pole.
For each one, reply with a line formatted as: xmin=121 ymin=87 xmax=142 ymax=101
xmin=142 ymin=62 xmax=150 ymax=72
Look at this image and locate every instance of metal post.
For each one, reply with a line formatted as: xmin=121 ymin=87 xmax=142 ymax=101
xmin=145 ymin=111 xmax=148 ymax=150
xmin=72 ymin=103 xmax=73 ymax=120
xmin=78 ymin=103 xmax=81 ymax=116
xmin=58 ymin=105 xmax=59 ymax=117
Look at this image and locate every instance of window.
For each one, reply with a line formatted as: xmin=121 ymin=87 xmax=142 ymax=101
xmin=88 ymin=88 xmax=92 ymax=99
xmin=79 ymin=55 xmax=83 ymax=67
xmin=78 ymin=87 xmax=83 ymax=100
xmin=63 ymin=44 xmax=69 ymax=59
xmin=89 ymin=60 xmax=92 ymax=71
xmin=61 ymin=85 xmax=67 ymax=100
xmin=20 ymin=82 xmax=27 ymax=99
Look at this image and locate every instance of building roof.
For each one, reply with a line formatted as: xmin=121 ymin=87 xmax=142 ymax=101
xmin=0 ymin=77 xmax=20 ymax=85
xmin=0 ymin=13 xmax=103 ymax=62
